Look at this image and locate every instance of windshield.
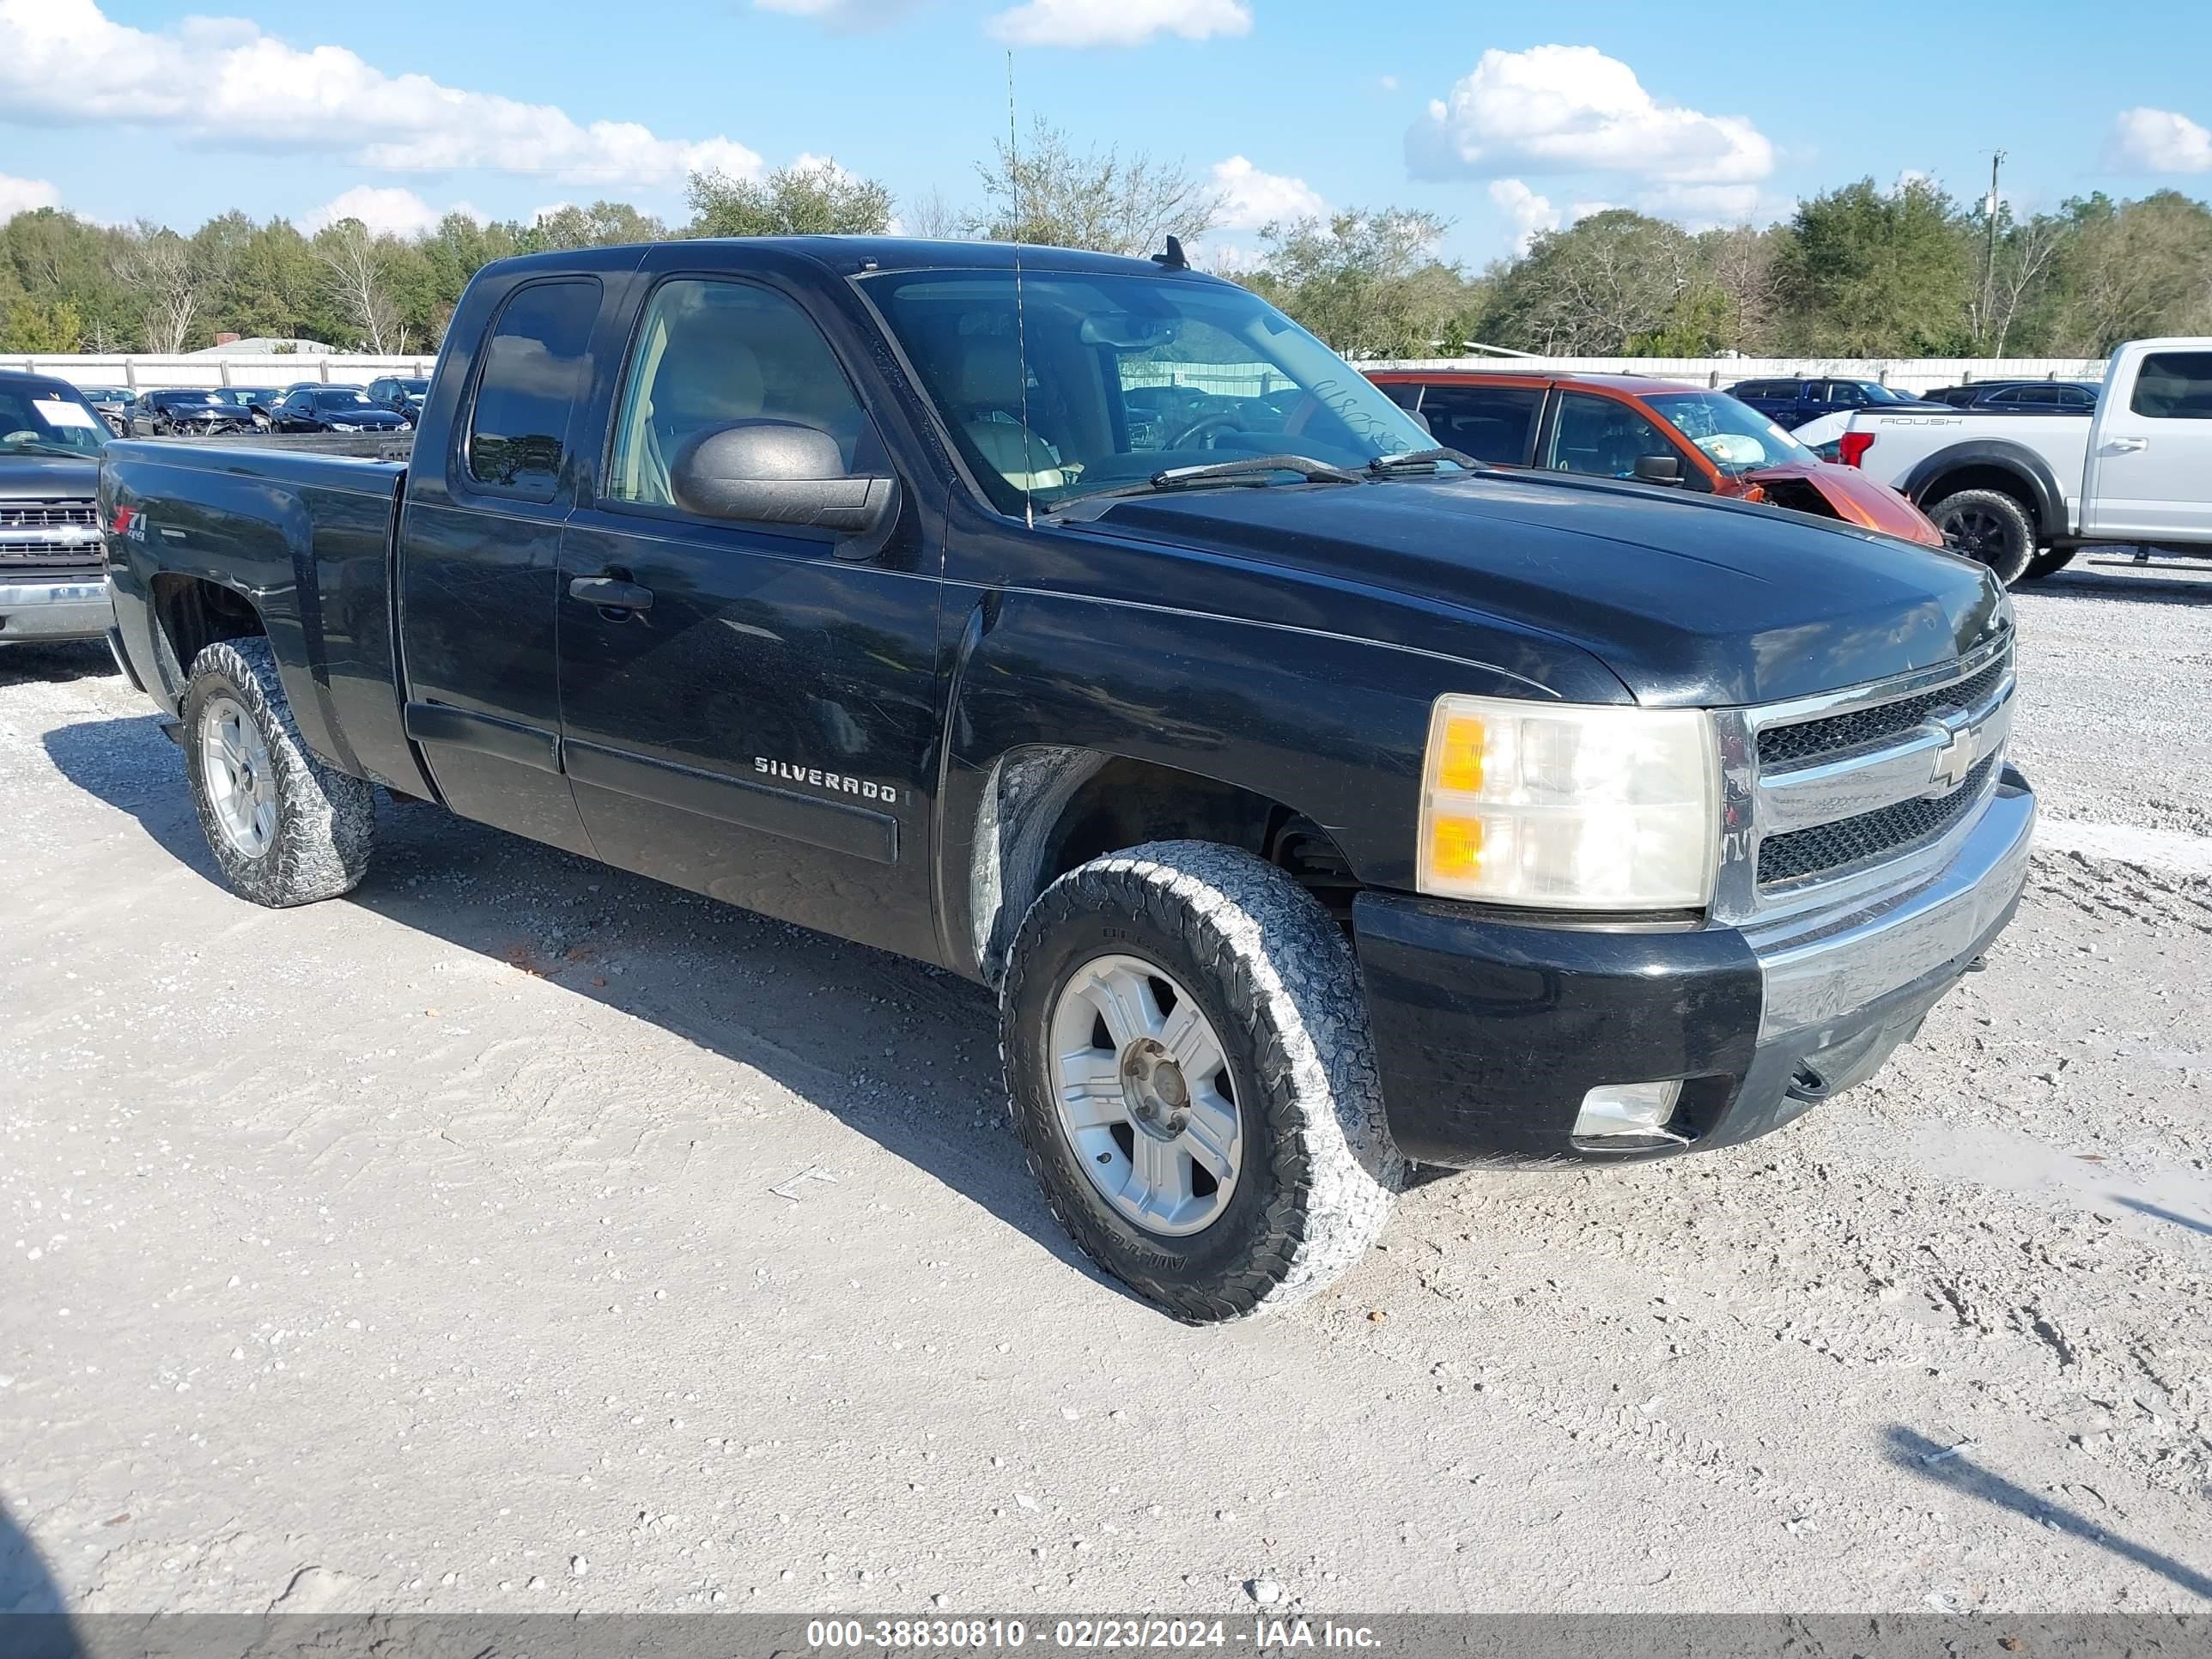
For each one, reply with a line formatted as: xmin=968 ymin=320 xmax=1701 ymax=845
xmin=1863 ymin=382 xmax=1920 ymax=404
xmin=400 ymin=380 xmax=429 ymax=394
xmin=316 ymin=391 xmax=374 ymax=408
xmin=0 ymin=386 xmax=107 ymax=456
xmin=864 ymin=268 xmax=1447 ymax=513
xmin=1644 ymin=392 xmax=1819 ymax=475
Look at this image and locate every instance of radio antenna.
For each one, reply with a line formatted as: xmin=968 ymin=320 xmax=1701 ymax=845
xmin=1006 ymin=48 xmax=1035 ymax=529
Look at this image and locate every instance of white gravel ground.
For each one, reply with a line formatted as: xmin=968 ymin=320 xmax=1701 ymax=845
xmin=3 ymin=550 xmax=2209 ymax=1616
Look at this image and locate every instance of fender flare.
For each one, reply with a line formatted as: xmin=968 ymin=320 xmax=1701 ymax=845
xmin=1901 ymin=440 xmax=2068 ymax=543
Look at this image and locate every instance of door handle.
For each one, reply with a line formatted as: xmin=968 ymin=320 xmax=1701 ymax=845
xmin=2109 ymin=437 xmax=2149 ymax=453
xmin=568 ymin=575 xmax=654 ymax=612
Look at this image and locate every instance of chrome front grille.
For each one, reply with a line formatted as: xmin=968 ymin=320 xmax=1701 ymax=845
xmin=0 ymin=501 xmax=99 ymax=530
xmin=1711 ymin=634 xmax=2015 ymax=924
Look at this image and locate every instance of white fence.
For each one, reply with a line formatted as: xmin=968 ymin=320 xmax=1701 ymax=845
xmin=11 ymin=354 xmax=437 ymax=392
xmin=12 ymin=350 xmax=2108 ymax=399
xmin=1364 ymin=356 xmax=2110 ymax=396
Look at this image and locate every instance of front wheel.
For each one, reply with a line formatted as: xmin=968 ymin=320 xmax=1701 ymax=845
xmin=1926 ymin=488 xmax=2037 ymax=586
xmin=182 ymin=636 xmax=375 ymax=906
xmin=2021 ymin=548 xmax=2077 ymax=581
xmin=1000 ymin=842 xmax=1403 ymax=1322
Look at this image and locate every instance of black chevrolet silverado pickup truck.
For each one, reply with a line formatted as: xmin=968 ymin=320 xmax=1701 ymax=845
xmin=101 ymin=237 xmax=2035 ymax=1321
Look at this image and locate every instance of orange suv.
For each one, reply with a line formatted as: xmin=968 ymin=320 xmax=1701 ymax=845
xmin=1367 ymin=369 xmax=1944 ymax=547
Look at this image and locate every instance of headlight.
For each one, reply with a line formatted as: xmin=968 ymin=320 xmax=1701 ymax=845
xmin=1417 ymin=694 xmax=1718 ymax=910
xmin=329 ymin=422 xmax=361 ymax=432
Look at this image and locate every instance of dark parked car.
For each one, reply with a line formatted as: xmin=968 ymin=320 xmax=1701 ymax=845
xmin=265 ymin=386 xmax=412 ymax=434
xmin=102 ymin=236 xmax=2033 ymax=1321
xmin=0 ymin=369 xmax=110 ymax=650
xmin=366 ymin=376 xmax=430 ymax=420
xmin=1920 ymin=380 xmax=2100 ymax=412
xmin=79 ymin=386 xmax=138 ymax=435
xmin=1727 ymin=377 xmax=1941 ymax=430
xmin=129 ymin=388 xmax=258 ymax=437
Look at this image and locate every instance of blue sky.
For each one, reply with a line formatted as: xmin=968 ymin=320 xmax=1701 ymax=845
xmin=3 ymin=0 xmax=2210 ymax=265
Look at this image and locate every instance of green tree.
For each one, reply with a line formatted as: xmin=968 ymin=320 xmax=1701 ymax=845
xmin=1245 ymin=209 xmax=1472 ymax=358
xmin=1478 ymin=210 xmax=1702 ymax=355
xmin=687 ymin=162 xmax=892 ymax=238
xmin=1774 ymin=178 xmax=1974 ymax=355
xmin=524 ymin=200 xmax=668 ymax=252
xmin=967 ymin=118 xmax=1218 ymax=255
xmin=2042 ymin=191 xmax=2212 ymax=355
xmin=1 ymin=295 xmax=86 ymax=352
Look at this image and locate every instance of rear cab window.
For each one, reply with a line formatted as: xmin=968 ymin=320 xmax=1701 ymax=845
xmin=2130 ymin=353 xmax=2212 ymax=420
xmin=465 ymin=278 xmax=603 ymax=501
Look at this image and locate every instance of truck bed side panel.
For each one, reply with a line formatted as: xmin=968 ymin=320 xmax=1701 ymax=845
xmin=102 ymin=442 xmax=431 ymax=796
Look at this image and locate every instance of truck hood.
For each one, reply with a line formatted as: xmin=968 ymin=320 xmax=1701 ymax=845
xmin=1082 ymin=471 xmax=2006 ymax=707
xmin=0 ymin=454 xmax=100 ymax=500
xmin=1742 ymin=460 xmax=1946 ymax=547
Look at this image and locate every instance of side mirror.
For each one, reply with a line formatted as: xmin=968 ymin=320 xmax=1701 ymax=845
xmin=1407 ymin=409 xmax=1434 ymax=437
xmin=671 ymin=420 xmax=896 ymax=536
xmin=1632 ymin=453 xmax=1684 ymax=486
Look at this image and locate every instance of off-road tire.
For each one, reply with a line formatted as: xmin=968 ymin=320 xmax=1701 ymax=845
xmin=1000 ymin=841 xmax=1403 ymax=1322
xmin=1927 ymin=487 xmax=2037 ymax=586
xmin=182 ymin=636 xmax=375 ymax=906
xmin=2021 ymin=548 xmax=2078 ymax=581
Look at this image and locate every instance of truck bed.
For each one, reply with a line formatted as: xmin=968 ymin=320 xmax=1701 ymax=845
xmin=1845 ymin=409 xmax=2089 ymax=526
xmin=101 ymin=435 xmax=431 ymax=798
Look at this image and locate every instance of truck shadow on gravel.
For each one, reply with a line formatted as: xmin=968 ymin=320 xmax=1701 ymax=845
xmin=1883 ymin=1427 xmax=2212 ymax=1601
xmin=0 ymin=641 xmax=115 ymax=686
xmin=0 ymin=1496 xmax=80 ymax=1654
xmin=2031 ymin=567 xmax=2212 ymax=607
xmin=42 ymin=713 xmax=1132 ymax=1306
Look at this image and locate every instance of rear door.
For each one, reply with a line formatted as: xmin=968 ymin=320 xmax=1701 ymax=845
xmin=396 ymin=276 xmax=603 ymax=853
xmin=2082 ymin=349 xmax=2212 ymax=542
xmin=554 ymin=258 xmax=943 ymax=960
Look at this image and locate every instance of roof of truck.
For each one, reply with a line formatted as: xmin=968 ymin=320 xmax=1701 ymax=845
xmin=488 ymin=236 xmax=1224 ymax=282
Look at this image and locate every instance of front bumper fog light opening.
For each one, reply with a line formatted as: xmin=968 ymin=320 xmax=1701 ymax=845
xmin=1573 ymin=1080 xmax=1688 ymax=1146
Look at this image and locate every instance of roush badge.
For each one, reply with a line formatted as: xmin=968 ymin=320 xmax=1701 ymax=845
xmin=757 ymin=757 xmax=899 ymax=805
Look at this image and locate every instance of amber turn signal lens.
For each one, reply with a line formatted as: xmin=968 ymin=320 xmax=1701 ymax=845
xmin=1434 ymin=715 xmax=1486 ymax=794
xmin=1429 ymin=816 xmax=1484 ymax=878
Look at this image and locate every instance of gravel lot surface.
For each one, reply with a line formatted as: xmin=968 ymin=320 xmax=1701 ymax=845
xmin=3 ymin=551 xmax=2209 ymax=1617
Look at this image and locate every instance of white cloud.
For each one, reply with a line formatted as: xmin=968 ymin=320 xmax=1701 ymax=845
xmin=1408 ymin=45 xmax=1773 ymax=190
xmin=306 ymin=185 xmax=480 ymax=237
xmin=1376 ymin=74 xmax=1398 ymax=93
xmin=2106 ymin=106 xmax=2212 ymax=173
xmin=987 ymin=0 xmax=1251 ymax=49
xmin=1208 ymin=155 xmax=1324 ymax=231
xmin=0 ymin=171 xmax=60 ymax=218
xmin=1487 ymin=179 xmax=1559 ymax=251
xmin=0 ymin=0 xmax=763 ymax=186
xmin=1637 ymin=180 xmax=1765 ymax=225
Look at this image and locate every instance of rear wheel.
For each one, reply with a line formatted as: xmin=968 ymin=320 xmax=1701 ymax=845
xmin=2021 ymin=549 xmax=2077 ymax=581
xmin=1926 ymin=488 xmax=2037 ymax=586
xmin=1000 ymin=841 xmax=1402 ymax=1322
xmin=182 ymin=636 xmax=375 ymax=906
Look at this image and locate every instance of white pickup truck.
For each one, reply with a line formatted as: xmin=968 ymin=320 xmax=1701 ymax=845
xmin=1835 ymin=338 xmax=2212 ymax=585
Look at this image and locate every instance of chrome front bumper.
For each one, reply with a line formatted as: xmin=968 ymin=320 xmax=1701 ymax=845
xmin=1746 ymin=767 xmax=2036 ymax=1038
xmin=0 ymin=577 xmax=113 ymax=643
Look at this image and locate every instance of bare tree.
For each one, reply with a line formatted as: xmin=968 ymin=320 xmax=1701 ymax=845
xmin=968 ymin=118 xmax=1221 ymax=256
xmin=316 ymin=220 xmax=410 ymax=354
xmin=1700 ymin=225 xmax=1784 ymax=354
xmin=1965 ymin=211 xmax=2068 ymax=356
xmin=119 ymin=224 xmax=203 ymax=353
xmin=901 ymin=186 xmax=963 ymax=240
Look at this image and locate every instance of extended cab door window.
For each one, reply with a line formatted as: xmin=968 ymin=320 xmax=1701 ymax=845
xmin=556 ymin=273 xmax=939 ymax=962
xmin=1544 ymin=392 xmax=1703 ymax=489
xmin=465 ymin=281 xmax=601 ymax=501
xmin=1415 ymin=384 xmax=1542 ymax=465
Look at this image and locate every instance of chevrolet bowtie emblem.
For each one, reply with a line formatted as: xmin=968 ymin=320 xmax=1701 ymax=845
xmin=1926 ymin=718 xmax=1979 ymax=794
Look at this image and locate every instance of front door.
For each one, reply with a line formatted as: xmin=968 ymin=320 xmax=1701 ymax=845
xmin=2082 ymin=349 xmax=2212 ymax=542
xmin=556 ymin=269 xmax=943 ymax=961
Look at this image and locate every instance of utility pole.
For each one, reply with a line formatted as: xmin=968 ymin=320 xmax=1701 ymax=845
xmin=1981 ymin=149 xmax=2005 ymax=352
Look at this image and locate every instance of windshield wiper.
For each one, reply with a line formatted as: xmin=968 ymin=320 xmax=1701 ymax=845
xmin=1054 ymin=454 xmax=1364 ymax=511
xmin=1367 ymin=446 xmax=1484 ymax=476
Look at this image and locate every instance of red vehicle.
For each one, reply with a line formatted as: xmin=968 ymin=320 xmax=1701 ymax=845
xmin=1367 ymin=370 xmax=1945 ymax=547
